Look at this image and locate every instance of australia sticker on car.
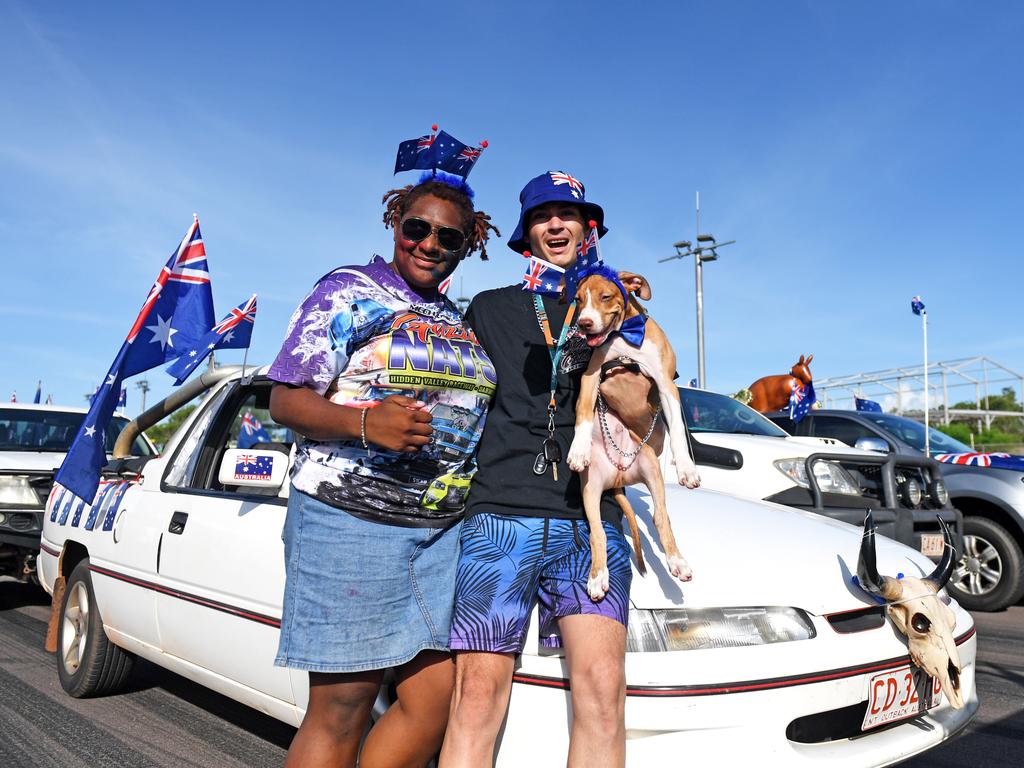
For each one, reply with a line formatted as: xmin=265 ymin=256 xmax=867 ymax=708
xmin=862 ymin=665 xmax=942 ymax=730
xmin=234 ymin=454 xmax=274 ymax=480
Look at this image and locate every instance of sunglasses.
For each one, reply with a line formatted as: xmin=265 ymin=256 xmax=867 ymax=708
xmin=400 ymin=217 xmax=467 ymax=253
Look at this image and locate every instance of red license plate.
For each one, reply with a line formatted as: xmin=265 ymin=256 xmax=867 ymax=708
xmin=862 ymin=665 xmax=942 ymax=730
xmin=920 ymin=533 xmax=944 ymax=558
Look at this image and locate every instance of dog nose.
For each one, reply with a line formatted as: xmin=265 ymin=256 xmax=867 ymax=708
xmin=577 ymin=317 xmax=593 ymax=331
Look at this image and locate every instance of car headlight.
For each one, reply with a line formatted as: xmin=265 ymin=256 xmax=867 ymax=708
xmin=773 ymin=458 xmax=860 ymax=495
xmin=0 ymin=476 xmax=42 ymax=507
xmin=899 ymin=476 xmax=922 ymax=507
xmin=626 ymin=606 xmax=816 ymax=652
xmin=929 ymin=477 xmax=949 ymax=507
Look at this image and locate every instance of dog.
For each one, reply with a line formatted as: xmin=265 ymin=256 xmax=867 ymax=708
xmin=566 ymin=266 xmax=700 ymax=600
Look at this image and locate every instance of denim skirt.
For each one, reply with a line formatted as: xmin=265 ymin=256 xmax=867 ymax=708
xmin=274 ymin=489 xmax=462 ymax=673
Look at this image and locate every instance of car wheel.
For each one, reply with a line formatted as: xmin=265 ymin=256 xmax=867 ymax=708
xmin=946 ymin=517 xmax=1024 ymax=612
xmin=56 ymin=558 xmax=135 ymax=697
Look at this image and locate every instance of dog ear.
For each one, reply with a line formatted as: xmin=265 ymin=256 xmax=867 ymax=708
xmin=618 ymin=271 xmax=652 ymax=300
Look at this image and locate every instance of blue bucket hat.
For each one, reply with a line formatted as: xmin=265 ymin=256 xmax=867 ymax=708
xmin=507 ymin=171 xmax=608 ymax=254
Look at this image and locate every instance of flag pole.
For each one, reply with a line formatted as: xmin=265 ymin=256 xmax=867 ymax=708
xmin=923 ymin=308 xmax=930 ymax=456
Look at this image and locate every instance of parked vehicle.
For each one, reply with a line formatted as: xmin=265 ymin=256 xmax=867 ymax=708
xmin=0 ymin=403 xmax=154 ymax=583
xmin=679 ymin=388 xmax=961 ymax=561
xmin=38 ymin=366 xmax=977 ymax=765
xmin=767 ymin=408 xmax=1024 ymax=612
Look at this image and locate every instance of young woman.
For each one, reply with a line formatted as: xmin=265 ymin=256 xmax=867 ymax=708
xmin=268 ymin=173 xmax=498 ymax=767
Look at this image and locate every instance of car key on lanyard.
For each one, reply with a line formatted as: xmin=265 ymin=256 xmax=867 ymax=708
xmin=532 ymin=293 xmax=575 ymax=482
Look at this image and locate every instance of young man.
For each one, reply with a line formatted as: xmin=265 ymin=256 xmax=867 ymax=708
xmin=440 ymin=172 xmax=632 ymax=767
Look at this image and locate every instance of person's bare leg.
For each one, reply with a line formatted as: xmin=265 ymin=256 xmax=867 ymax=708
xmin=360 ymin=650 xmax=454 ymax=768
xmin=559 ymin=614 xmax=627 ymax=768
xmin=438 ymin=651 xmax=516 ymax=768
xmin=284 ymin=670 xmax=382 ymax=768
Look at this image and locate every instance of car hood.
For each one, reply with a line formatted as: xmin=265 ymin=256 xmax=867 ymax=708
xmin=0 ymin=451 xmax=65 ymax=472
xmin=693 ymin=432 xmax=870 ymax=458
xmin=624 ymin=485 xmax=940 ymax=616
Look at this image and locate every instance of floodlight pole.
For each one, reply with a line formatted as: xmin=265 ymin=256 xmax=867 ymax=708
xmin=659 ymin=191 xmax=735 ymax=389
xmin=135 ymin=379 xmax=150 ymax=415
xmin=922 ymin=310 xmax=930 ymax=456
xmin=694 ymin=193 xmax=706 ymax=388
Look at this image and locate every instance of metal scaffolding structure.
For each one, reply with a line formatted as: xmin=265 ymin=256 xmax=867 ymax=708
xmin=815 ymin=356 xmax=1024 ymax=431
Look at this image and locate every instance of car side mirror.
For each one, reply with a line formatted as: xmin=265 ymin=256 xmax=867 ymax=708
xmin=217 ymin=448 xmax=288 ymax=491
xmin=854 ymin=437 xmax=890 ymax=453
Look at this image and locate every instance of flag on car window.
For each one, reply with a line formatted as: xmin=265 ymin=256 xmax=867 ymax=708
xmin=911 ymin=296 xmax=925 ymax=316
xmin=237 ymin=411 xmax=271 ymax=449
xmin=234 ymin=453 xmax=274 ymax=480
xmin=55 ymin=216 xmax=217 ymax=503
xmin=789 ymin=381 xmax=816 ymax=423
xmin=166 ymin=294 xmax=258 ymax=385
xmin=855 ymin=397 xmax=882 ymax=412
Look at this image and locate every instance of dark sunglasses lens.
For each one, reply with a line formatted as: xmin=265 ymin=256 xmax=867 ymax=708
xmin=401 ymin=218 xmax=432 ymax=241
xmin=437 ymin=228 xmax=467 ymax=252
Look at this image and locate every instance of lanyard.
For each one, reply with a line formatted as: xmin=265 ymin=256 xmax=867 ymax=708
xmin=533 ymin=293 xmax=577 ymax=412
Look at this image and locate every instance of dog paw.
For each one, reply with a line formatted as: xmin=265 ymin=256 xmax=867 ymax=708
xmin=677 ymin=466 xmax=701 ymax=488
xmin=668 ymin=556 xmax=693 ymax=582
xmin=587 ymin=568 xmax=610 ymax=601
xmin=567 ymin=439 xmax=592 ymax=472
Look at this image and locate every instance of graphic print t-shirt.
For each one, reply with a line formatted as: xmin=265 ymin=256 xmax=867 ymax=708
xmin=268 ymin=256 xmax=496 ymax=527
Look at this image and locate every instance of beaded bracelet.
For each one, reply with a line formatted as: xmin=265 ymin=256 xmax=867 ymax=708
xmin=360 ymin=407 xmax=369 ymax=450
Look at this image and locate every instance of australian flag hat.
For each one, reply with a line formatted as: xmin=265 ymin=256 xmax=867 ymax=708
xmin=507 ymin=170 xmax=608 ymax=254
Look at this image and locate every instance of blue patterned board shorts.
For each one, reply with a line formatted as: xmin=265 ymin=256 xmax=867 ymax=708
xmin=275 ymin=489 xmax=461 ymax=673
xmin=449 ymin=513 xmax=632 ymax=653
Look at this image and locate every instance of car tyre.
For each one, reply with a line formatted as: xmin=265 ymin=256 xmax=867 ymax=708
xmin=56 ymin=558 xmax=135 ymax=697
xmin=947 ymin=516 xmax=1024 ymax=612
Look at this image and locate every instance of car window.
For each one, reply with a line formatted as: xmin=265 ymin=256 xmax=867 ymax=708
xmin=768 ymin=415 xmax=797 ymax=435
xmin=0 ymin=409 xmax=152 ymax=455
xmin=677 ymin=389 xmax=790 ymax=437
xmin=165 ymin=385 xmax=233 ymax=489
xmin=190 ymin=381 xmax=294 ymax=497
xmin=861 ymin=414 xmax=973 ymax=453
xmin=809 ymin=416 xmax=881 ymax=447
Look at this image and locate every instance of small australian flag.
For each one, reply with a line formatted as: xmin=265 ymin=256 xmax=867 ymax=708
xmin=234 ymin=454 xmax=273 ymax=480
xmin=911 ymin=296 xmax=925 ymax=316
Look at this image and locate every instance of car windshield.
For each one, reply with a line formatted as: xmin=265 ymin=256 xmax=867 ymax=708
xmin=0 ymin=409 xmax=154 ymax=456
xmin=861 ymin=413 xmax=973 ymax=453
xmin=678 ymin=388 xmax=790 ymax=437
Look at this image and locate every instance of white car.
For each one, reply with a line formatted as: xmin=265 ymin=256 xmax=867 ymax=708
xmin=677 ymin=387 xmax=962 ymax=562
xmin=0 ymin=402 xmax=155 ymax=583
xmin=37 ymin=367 xmax=978 ymax=765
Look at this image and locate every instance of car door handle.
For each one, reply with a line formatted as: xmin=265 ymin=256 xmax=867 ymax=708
xmin=168 ymin=511 xmax=188 ymax=535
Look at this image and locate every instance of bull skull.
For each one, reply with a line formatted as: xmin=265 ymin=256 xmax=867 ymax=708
xmin=857 ymin=512 xmax=964 ymax=709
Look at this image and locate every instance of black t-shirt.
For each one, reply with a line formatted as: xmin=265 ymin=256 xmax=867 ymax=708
xmin=465 ymin=286 xmax=620 ymax=526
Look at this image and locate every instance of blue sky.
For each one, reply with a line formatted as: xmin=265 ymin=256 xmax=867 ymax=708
xmin=2 ymin=1 xmax=1022 ymax=414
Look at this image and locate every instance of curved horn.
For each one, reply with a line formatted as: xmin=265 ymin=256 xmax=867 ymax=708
xmin=924 ymin=516 xmax=957 ymax=590
xmin=857 ymin=511 xmax=902 ymax=601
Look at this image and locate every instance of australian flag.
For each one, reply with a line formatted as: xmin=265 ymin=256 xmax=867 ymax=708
xmin=855 ymin=396 xmax=882 ymax=412
xmin=55 ymin=216 xmax=216 ymax=503
xmin=789 ymin=381 xmax=816 ymax=423
xmin=395 ymin=127 xmax=450 ymax=173
xmin=33 ymin=381 xmax=41 ymax=404
xmin=911 ymin=295 xmax=925 ymax=316
xmin=564 ymin=227 xmax=603 ymax=299
xmin=117 ymin=387 xmax=127 ymax=410
xmin=166 ymin=294 xmax=257 ymax=385
xmin=237 ymin=411 xmax=271 ymax=449
xmin=234 ymin=453 xmax=274 ymax=480
xmin=521 ymin=255 xmax=564 ymax=296
xmin=434 ymin=132 xmax=486 ymax=178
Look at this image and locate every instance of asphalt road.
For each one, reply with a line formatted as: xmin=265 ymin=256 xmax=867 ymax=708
xmin=1 ymin=578 xmax=1022 ymax=767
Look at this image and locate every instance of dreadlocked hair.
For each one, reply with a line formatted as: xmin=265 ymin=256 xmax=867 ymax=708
xmin=382 ymin=180 xmax=500 ymax=261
